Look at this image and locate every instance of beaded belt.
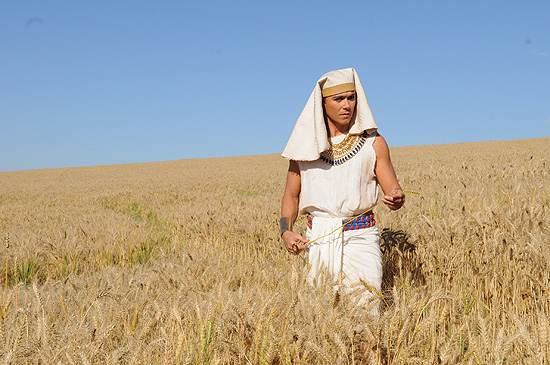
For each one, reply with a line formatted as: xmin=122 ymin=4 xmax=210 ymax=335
xmin=307 ymin=212 xmax=376 ymax=231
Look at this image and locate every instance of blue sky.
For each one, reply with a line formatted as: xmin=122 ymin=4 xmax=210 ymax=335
xmin=1 ymin=1 xmax=549 ymax=171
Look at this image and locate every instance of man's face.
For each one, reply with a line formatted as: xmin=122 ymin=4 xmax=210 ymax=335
xmin=323 ymin=91 xmax=357 ymax=130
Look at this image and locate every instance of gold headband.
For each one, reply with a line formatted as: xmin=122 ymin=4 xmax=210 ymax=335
xmin=322 ymin=83 xmax=356 ymax=97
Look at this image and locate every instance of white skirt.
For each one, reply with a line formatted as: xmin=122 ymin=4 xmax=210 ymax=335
xmin=305 ymin=216 xmax=383 ymax=313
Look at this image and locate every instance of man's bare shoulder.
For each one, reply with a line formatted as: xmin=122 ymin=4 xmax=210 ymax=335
xmin=372 ymin=133 xmax=390 ymax=157
xmin=288 ymin=160 xmax=300 ymax=176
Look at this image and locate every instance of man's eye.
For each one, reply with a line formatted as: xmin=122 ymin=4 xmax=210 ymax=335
xmin=349 ymin=95 xmax=356 ymax=100
xmin=334 ymin=97 xmax=342 ymax=101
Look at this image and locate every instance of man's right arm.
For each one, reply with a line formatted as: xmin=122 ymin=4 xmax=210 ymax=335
xmin=280 ymin=160 xmax=309 ymax=254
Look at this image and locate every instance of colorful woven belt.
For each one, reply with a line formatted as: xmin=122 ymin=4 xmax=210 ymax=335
xmin=307 ymin=212 xmax=375 ymax=231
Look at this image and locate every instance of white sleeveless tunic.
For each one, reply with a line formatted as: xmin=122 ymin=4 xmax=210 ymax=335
xmin=297 ymin=133 xmax=379 ymax=217
xmin=297 ymin=132 xmax=383 ymax=314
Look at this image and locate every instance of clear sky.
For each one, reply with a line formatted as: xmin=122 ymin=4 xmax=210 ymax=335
xmin=1 ymin=1 xmax=549 ymax=172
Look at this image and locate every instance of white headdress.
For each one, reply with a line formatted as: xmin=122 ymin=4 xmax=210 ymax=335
xmin=282 ymin=68 xmax=378 ymax=161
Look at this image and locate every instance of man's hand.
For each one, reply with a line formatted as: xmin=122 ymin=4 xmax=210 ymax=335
xmin=282 ymin=231 xmax=309 ymax=255
xmin=383 ymin=188 xmax=405 ymax=210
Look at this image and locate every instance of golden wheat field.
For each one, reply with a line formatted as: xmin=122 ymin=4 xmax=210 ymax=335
xmin=0 ymin=137 xmax=549 ymax=364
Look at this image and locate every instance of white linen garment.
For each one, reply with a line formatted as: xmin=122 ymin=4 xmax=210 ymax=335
xmin=298 ymin=132 xmax=382 ymax=312
xmin=297 ymin=132 xmax=379 ymax=217
xmin=305 ymin=219 xmax=382 ymax=310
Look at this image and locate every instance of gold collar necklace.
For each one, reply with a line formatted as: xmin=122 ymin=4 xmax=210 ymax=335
xmin=320 ymin=131 xmax=368 ymax=166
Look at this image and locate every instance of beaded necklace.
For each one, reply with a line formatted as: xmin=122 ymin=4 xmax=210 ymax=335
xmin=319 ymin=131 xmax=368 ymax=166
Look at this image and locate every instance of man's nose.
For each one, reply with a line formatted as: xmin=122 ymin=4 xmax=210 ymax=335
xmin=342 ymin=99 xmax=351 ymax=109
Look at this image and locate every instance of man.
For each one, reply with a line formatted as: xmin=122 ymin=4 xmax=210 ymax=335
xmin=280 ymin=68 xmax=405 ymax=312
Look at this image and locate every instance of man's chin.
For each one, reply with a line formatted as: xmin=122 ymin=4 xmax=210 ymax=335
xmin=337 ymin=120 xmax=352 ymax=128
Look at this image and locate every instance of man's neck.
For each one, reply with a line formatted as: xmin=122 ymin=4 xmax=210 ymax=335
xmin=326 ymin=121 xmax=350 ymax=138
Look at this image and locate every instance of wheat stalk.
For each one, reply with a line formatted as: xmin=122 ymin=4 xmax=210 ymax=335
xmin=3 ymin=234 xmax=9 ymax=319
xmin=13 ymin=256 xmax=18 ymax=312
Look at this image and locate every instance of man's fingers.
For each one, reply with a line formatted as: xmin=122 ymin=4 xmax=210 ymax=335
xmin=382 ymin=195 xmax=405 ymax=211
xmin=290 ymin=234 xmax=308 ymax=244
xmin=290 ymin=242 xmax=308 ymax=254
xmin=384 ymin=195 xmax=405 ymax=203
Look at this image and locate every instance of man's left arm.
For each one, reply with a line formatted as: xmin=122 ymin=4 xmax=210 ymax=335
xmin=373 ymin=134 xmax=405 ymax=210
